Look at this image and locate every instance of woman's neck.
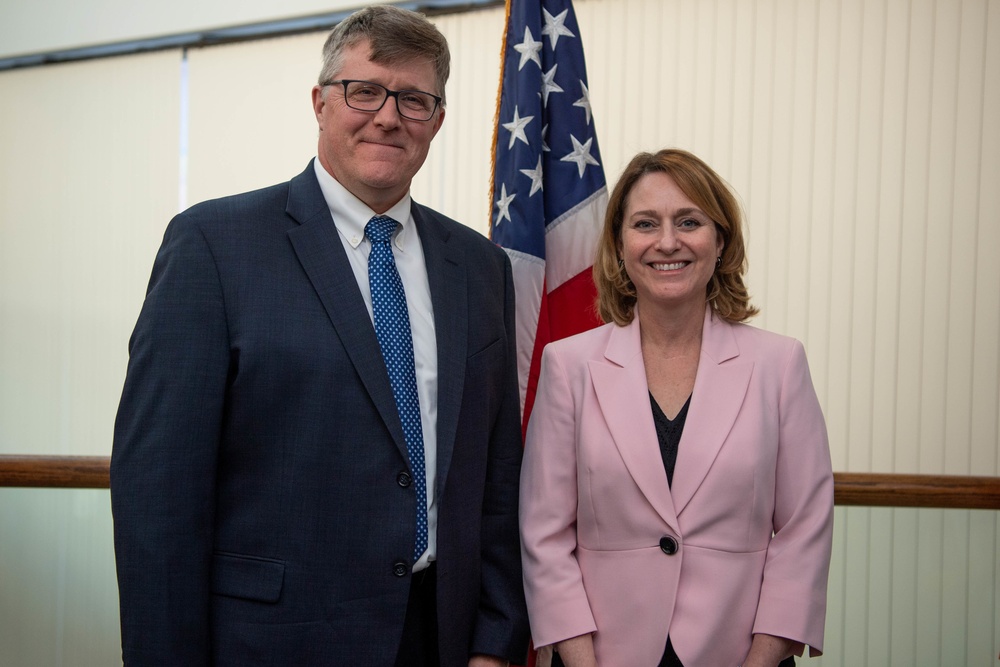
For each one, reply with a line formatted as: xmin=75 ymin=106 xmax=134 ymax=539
xmin=637 ymin=298 xmax=707 ymax=355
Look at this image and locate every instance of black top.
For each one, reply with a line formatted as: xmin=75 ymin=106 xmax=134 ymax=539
xmin=649 ymin=392 xmax=691 ymax=488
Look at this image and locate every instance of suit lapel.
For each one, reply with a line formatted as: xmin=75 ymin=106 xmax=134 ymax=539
xmin=285 ymin=161 xmax=408 ymax=459
xmin=589 ymin=319 xmax=680 ymax=533
xmin=412 ymin=204 xmax=467 ymax=497
xmin=669 ymin=308 xmax=753 ymax=516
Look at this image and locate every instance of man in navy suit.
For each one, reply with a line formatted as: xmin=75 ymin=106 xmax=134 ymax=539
xmin=110 ymin=6 xmax=528 ymax=666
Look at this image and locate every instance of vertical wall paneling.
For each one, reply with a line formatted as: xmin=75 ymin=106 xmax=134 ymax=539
xmin=829 ymin=0 xmax=863 ymax=475
xmin=847 ymin=0 xmax=884 ymax=473
xmin=943 ymin=0 xmax=986 ymax=476
xmin=765 ymin=0 xmax=793 ymax=336
xmin=971 ymin=0 xmax=1000 ymax=477
xmin=841 ymin=506 xmax=872 ymax=665
xmin=866 ymin=507 xmax=893 ymax=665
xmin=893 ymin=0 xmax=931 ymax=474
xmin=919 ymin=0 xmax=955 ymax=476
xmin=784 ymin=0 xmax=818 ymax=346
xmin=825 ymin=0 xmax=860 ymax=473
xmin=915 ymin=510 xmax=946 ymax=664
xmin=941 ymin=510 xmax=971 ymax=665
xmin=889 ymin=507 xmax=919 ymax=666
xmin=746 ymin=0 xmax=775 ymax=335
xmin=805 ymin=0 xmax=838 ymax=421
xmin=871 ymin=0 xmax=906 ymax=474
xmin=727 ymin=0 xmax=758 ymax=208
xmin=708 ymin=0 xmax=735 ymax=177
xmin=993 ymin=515 xmax=1000 ymax=663
xmin=674 ymin=0 xmax=700 ymax=151
xmin=824 ymin=506 xmax=848 ymax=666
xmin=412 ymin=5 xmax=505 ymax=235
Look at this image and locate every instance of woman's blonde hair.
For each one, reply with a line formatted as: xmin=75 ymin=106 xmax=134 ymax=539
xmin=594 ymin=148 xmax=758 ymax=325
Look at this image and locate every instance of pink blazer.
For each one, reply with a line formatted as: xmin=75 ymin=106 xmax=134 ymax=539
xmin=520 ymin=307 xmax=834 ymax=666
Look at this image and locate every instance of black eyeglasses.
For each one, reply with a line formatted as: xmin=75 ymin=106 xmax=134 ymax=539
xmin=322 ymin=79 xmax=442 ymax=122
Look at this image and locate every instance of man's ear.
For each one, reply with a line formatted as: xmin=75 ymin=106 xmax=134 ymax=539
xmin=429 ymin=106 xmax=446 ymax=138
xmin=311 ymin=85 xmax=326 ymax=125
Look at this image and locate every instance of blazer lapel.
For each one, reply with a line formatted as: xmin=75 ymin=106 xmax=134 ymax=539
xmin=669 ymin=307 xmax=753 ymax=516
xmin=589 ymin=319 xmax=680 ymax=533
xmin=411 ymin=204 xmax=467 ymax=498
xmin=285 ymin=161 xmax=408 ymax=459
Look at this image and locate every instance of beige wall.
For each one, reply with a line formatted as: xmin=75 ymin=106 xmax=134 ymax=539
xmin=0 ymin=0 xmax=364 ymax=59
xmin=1 ymin=0 xmax=997 ymax=664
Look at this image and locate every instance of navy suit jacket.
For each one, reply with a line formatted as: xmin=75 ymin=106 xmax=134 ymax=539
xmin=111 ymin=162 xmax=529 ymax=666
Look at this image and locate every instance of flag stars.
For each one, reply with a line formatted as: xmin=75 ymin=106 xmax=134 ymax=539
xmin=573 ymin=81 xmax=593 ymax=125
xmin=542 ymin=8 xmax=576 ymax=49
xmin=513 ymin=26 xmax=543 ymax=70
xmin=495 ymin=183 xmax=515 ymax=224
xmin=560 ymin=134 xmax=600 ymax=177
xmin=502 ymin=106 xmax=534 ymax=149
xmin=520 ymin=156 xmax=544 ymax=196
xmin=491 ymin=3 xmax=606 ymax=241
xmin=541 ymin=65 xmax=564 ymax=106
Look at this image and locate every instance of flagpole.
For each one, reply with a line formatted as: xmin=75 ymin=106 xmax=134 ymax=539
xmin=488 ymin=0 xmax=514 ymax=238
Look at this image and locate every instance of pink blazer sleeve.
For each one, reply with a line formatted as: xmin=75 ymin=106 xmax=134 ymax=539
xmin=751 ymin=339 xmax=834 ymax=656
xmin=519 ymin=344 xmax=599 ymax=648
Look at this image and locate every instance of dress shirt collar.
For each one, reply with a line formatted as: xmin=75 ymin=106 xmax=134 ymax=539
xmin=312 ymin=157 xmax=414 ymax=250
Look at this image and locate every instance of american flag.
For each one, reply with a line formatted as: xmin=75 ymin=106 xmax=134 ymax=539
xmin=490 ymin=0 xmax=608 ymax=433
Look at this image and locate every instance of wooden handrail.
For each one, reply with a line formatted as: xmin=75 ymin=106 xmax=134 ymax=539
xmin=0 ymin=455 xmax=998 ymax=510
xmin=833 ymin=472 xmax=1000 ymax=510
xmin=0 ymin=455 xmax=111 ymax=489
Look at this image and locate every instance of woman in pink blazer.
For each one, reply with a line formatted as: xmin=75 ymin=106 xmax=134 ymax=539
xmin=520 ymin=149 xmax=834 ymax=667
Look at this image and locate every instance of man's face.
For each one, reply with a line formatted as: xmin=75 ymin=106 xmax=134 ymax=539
xmin=312 ymin=40 xmax=445 ymax=213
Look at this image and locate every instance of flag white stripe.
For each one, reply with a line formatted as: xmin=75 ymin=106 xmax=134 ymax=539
xmin=544 ymin=187 xmax=607 ymax=290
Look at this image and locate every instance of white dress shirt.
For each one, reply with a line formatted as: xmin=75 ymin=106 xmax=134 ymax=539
xmin=313 ymin=158 xmax=439 ymax=571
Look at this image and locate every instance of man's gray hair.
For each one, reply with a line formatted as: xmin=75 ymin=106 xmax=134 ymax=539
xmin=318 ymin=5 xmax=451 ymax=105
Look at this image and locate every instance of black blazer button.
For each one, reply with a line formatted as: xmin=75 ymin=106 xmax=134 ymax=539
xmin=659 ymin=536 xmax=679 ymax=555
xmin=392 ymin=562 xmax=408 ymax=577
xmin=397 ymin=471 xmax=412 ymax=487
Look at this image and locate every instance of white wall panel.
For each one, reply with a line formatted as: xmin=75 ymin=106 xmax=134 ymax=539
xmin=0 ymin=51 xmax=180 ymax=457
xmin=185 ymin=33 xmax=327 ymax=207
xmin=972 ymin=0 xmax=1000 ymax=477
xmin=822 ymin=507 xmax=999 ymax=667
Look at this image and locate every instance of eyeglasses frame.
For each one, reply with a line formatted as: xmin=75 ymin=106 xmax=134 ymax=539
xmin=322 ymin=79 xmax=442 ymax=122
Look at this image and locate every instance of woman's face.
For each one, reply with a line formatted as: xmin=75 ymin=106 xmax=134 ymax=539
xmin=618 ymin=171 xmax=723 ymax=311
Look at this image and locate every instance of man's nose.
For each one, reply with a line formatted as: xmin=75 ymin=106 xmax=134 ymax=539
xmin=373 ymin=96 xmax=403 ymax=127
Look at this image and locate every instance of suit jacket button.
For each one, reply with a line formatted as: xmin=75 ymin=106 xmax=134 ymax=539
xmin=397 ymin=471 xmax=412 ymax=487
xmin=393 ymin=562 xmax=408 ymax=577
xmin=659 ymin=536 xmax=679 ymax=555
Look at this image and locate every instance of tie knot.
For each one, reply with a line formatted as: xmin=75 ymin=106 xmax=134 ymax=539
xmin=365 ymin=215 xmax=398 ymax=244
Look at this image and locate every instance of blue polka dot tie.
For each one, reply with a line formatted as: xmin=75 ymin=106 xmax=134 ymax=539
xmin=366 ymin=215 xmax=428 ymax=563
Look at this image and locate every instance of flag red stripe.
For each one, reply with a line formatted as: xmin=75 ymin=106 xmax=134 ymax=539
xmin=520 ymin=268 xmax=603 ymax=436
xmin=546 ymin=267 xmax=602 ymax=342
